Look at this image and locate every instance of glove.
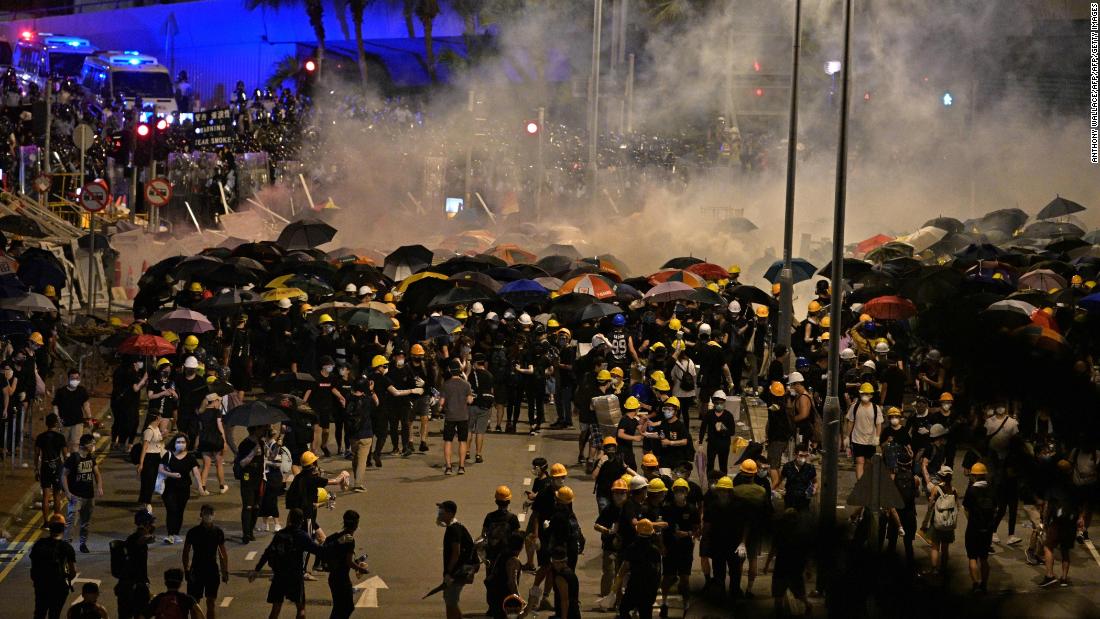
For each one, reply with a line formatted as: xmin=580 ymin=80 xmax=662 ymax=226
xmin=735 ymin=543 xmax=747 ymax=559
xmin=898 ymin=527 xmax=906 ymax=537
xmin=414 ymin=377 xmax=425 ymax=388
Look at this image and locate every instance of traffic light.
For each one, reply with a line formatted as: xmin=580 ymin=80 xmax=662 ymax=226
xmin=754 ymin=88 xmax=765 ymax=97
xmin=108 ymin=130 xmax=129 ymax=161
xmin=525 ymin=120 xmax=540 ymax=135
xmin=153 ymin=117 xmax=170 ymax=160
xmin=942 ymin=92 xmax=953 ymax=106
xmin=133 ymin=122 xmax=151 ymax=166
xmin=303 ymin=59 xmax=317 ymax=73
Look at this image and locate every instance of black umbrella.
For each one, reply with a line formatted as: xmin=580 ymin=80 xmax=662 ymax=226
xmin=200 ymin=247 xmax=233 ymax=259
xmin=77 ymin=232 xmax=113 ymax=251
xmin=485 ymin=266 xmax=525 ymax=282
xmin=577 ymin=302 xmax=623 ymax=322
xmin=0 ymin=215 xmax=46 ymax=238
xmin=614 ymin=283 xmax=644 ymax=303
xmin=207 ymin=380 xmax=236 ymax=396
xmin=471 ymin=254 xmax=509 ymax=268
xmin=955 ymin=243 xmax=1006 ymax=261
xmin=336 ymin=263 xmax=390 ymax=289
xmin=876 ymin=257 xmax=923 ymax=279
xmin=1022 ymin=221 xmax=1085 ymax=240
xmin=728 ymin=285 xmax=776 ymax=308
xmin=540 ymin=244 xmax=582 ymax=259
xmin=17 ymin=255 xmax=66 ymax=290
xmin=816 ymin=258 xmax=872 ymax=279
xmin=432 ymin=255 xmax=500 ymax=276
xmin=510 ymin=264 xmax=550 ymax=280
xmin=688 ymin=287 xmax=726 ymax=306
xmin=224 ymin=400 xmax=289 ymax=427
xmin=217 ymin=236 xmax=250 ymax=250
xmin=1037 ymin=195 xmax=1086 ymax=220
xmin=428 ymin=286 xmax=493 ymax=308
xmin=268 ymin=372 xmax=317 ymax=393
xmin=898 ymin=267 xmax=964 ymax=307
xmin=661 ymin=257 xmax=704 ymax=269
xmin=1044 ymin=237 xmax=1092 ymax=256
xmin=411 ymin=315 xmax=463 ymax=341
xmin=400 ymin=277 xmax=453 ymax=313
xmin=226 ymin=256 xmax=268 ymax=275
xmin=448 ymin=271 xmax=502 ymax=293
xmin=277 ymin=218 xmax=337 ymax=250
xmin=140 ymin=256 xmax=185 ymax=290
xmin=272 ymin=259 xmax=338 ymax=282
xmin=173 ymin=255 xmax=224 ymax=280
xmin=548 ymin=293 xmax=598 ymax=323
xmin=535 ymin=255 xmax=577 ymax=277
xmin=928 ymin=232 xmax=976 ymax=256
xmin=922 ymin=217 xmax=964 ymax=234
xmin=196 ymin=288 xmax=262 ymax=313
xmin=384 ymin=245 xmax=433 ymax=280
xmin=204 ymin=262 xmax=261 ymax=287
xmin=976 ymin=208 xmax=1029 ymax=234
xmin=231 ymin=242 xmax=286 ymax=267
xmin=848 ymin=284 xmax=898 ymax=305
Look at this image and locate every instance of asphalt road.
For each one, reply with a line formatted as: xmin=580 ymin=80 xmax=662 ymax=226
xmin=0 ymin=412 xmax=1097 ymax=618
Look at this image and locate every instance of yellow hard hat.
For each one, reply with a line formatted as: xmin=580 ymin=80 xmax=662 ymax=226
xmin=391 ymin=317 xmax=401 ymax=329
xmin=300 ymin=451 xmax=318 ymax=466
xmin=602 ymin=436 xmax=618 ymax=447
xmin=610 ymin=367 xmax=624 ymax=378
xmin=707 ymin=282 xmax=719 ymax=292
xmin=859 ymin=313 xmax=872 ymax=323
xmin=887 ymin=406 xmax=902 ymax=417
xmin=756 ymin=305 xmax=770 ymax=318
xmin=555 ymin=486 xmax=575 ymax=504
xmin=189 ymin=282 xmax=203 ymax=292
xmin=728 ymin=265 xmax=741 ymax=275
xmin=206 ymin=375 xmax=218 ymax=384
xmin=641 ymin=453 xmax=659 ymax=468
xmin=668 ymin=318 xmax=682 ymax=331
xmin=131 ymin=324 xmax=144 ymax=335
xmin=494 ymin=485 xmax=513 ymax=501
xmin=371 ymin=355 xmax=388 ymax=368
xmin=648 ymin=478 xmax=667 ymax=493
xmin=410 ymin=344 xmax=426 ymax=357
xmin=970 ymin=462 xmax=988 ymax=475
xmin=715 ymin=476 xmax=734 ymax=490
xmin=43 ymin=284 xmax=56 ymax=297
xmin=318 ymin=313 xmax=334 ymax=324
xmin=672 ymin=478 xmax=690 ymax=491
xmin=808 ymin=300 xmax=822 ymax=313
xmin=769 ymin=381 xmax=785 ymax=398
xmin=1087 ymin=280 xmax=1097 ymax=289
xmin=664 ymin=395 xmax=681 ymax=409
xmin=821 ymin=316 xmax=831 ymax=328
xmin=1041 ymin=307 xmax=1054 ymax=316
xmin=859 ymin=382 xmax=875 ymax=395
xmin=739 ymin=458 xmax=758 ymax=474
xmin=596 ymin=369 xmax=612 ymax=381
xmin=939 ymin=392 xmax=954 ymax=402
xmin=653 ymin=378 xmax=671 ymax=392
xmin=316 ymin=488 xmax=330 ymax=504
xmin=624 ymin=396 xmax=641 ymax=410
xmin=547 ymin=318 xmax=560 ymax=328
xmin=184 ymin=335 xmax=199 ymax=349
xmin=650 ymin=341 xmax=666 ymax=350
xmin=156 ymin=357 xmax=172 ymax=367
xmin=557 ymin=327 xmax=572 ymax=339
xmin=300 ymin=303 xmax=313 ymax=314
xmin=820 ymin=331 xmax=831 ymax=341
xmin=455 ymin=309 xmax=468 ymax=320
xmin=109 ymin=317 xmax=123 ymax=327
xmin=1072 ymin=275 xmax=1084 ymax=285
xmin=771 ymin=282 xmax=782 ymax=295
xmin=162 ymin=330 xmax=179 ymax=344
xmin=620 ymin=473 xmax=634 ymax=485
xmin=718 ymin=278 xmax=729 ymax=287
xmin=549 ymin=462 xmax=568 ymax=478
xmin=611 ymin=479 xmax=629 ymax=492
xmin=635 ymin=518 xmax=656 ymax=537
xmin=29 ymin=331 xmax=44 ymax=346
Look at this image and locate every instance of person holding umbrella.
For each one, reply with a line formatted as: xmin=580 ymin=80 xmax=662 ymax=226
xmin=111 ymin=356 xmax=148 ymax=454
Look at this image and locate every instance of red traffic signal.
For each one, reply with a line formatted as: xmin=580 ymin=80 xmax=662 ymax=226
xmin=136 ymin=123 xmax=151 ymax=137
xmin=303 ymin=59 xmax=317 ymax=73
xmin=525 ymin=121 xmax=540 ymax=135
xmin=754 ymin=88 xmax=764 ymax=97
xmin=752 ymin=59 xmax=761 ymax=72
xmin=155 ymin=118 xmax=168 ymax=131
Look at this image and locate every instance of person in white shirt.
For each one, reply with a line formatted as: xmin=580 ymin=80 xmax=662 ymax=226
xmin=844 ymin=382 xmax=883 ymax=480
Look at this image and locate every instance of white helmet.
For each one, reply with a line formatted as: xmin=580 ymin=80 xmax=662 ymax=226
xmin=485 ymin=311 xmax=499 ymax=321
xmin=863 ymin=360 xmax=877 ymax=371
xmin=183 ymin=356 xmax=200 ymax=369
xmin=518 ymin=313 xmax=533 ymax=326
xmin=874 ymin=341 xmax=890 ymax=354
xmin=728 ymin=300 xmax=742 ymax=314
xmin=345 ymin=283 xmax=357 ymax=293
xmin=358 ymin=285 xmax=374 ymax=296
xmin=591 ymin=334 xmax=609 ymax=348
xmin=277 ymin=297 xmax=293 ymax=309
xmin=711 ymin=389 xmax=727 ymax=400
xmin=698 ymin=323 xmax=712 ymax=335
xmin=850 ymin=303 xmax=863 ymax=313
xmin=471 ymin=302 xmax=485 ymax=314
xmin=840 ymin=347 xmax=856 ymax=360
xmin=787 ymin=371 xmax=804 ymax=385
xmin=628 ymin=475 xmax=648 ymax=491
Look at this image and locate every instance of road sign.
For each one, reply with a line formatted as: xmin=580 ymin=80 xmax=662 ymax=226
xmin=32 ymin=173 xmax=51 ymax=193
xmin=72 ymin=124 xmax=96 ymax=152
xmin=80 ymin=180 xmax=109 ymax=212
xmin=144 ymin=177 xmax=173 ymax=208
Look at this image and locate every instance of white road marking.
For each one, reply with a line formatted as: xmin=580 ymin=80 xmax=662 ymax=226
xmin=220 ymin=597 xmax=234 ymax=607
xmin=70 ymin=575 xmax=101 ymax=604
xmin=354 ymin=575 xmax=388 ymax=608
xmin=1084 ymin=539 xmax=1100 ymax=569
xmin=522 ymin=478 xmax=532 ymax=486
xmin=528 ymin=444 xmax=536 ymax=452
xmin=245 ymin=551 xmax=257 ymax=561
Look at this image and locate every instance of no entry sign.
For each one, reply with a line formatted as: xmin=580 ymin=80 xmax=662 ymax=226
xmin=80 ymin=180 xmax=110 ymax=213
xmin=144 ymin=177 xmax=173 ymax=208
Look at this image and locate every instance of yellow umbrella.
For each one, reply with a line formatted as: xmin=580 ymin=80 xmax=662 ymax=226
xmin=396 ymin=271 xmax=447 ymax=293
xmin=266 ymin=274 xmax=295 ymax=289
xmin=359 ymin=300 xmax=400 ymax=315
xmin=261 ymin=287 xmax=306 ymax=302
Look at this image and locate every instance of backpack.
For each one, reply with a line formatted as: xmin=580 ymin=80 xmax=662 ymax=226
xmin=109 ymin=539 xmax=128 ymax=579
xmin=676 ymin=360 xmax=696 ymax=392
xmin=149 ymin=592 xmax=190 ymax=619
xmin=482 ymin=511 xmax=514 ymax=562
xmin=30 ymin=539 xmax=69 ymax=585
xmin=266 ymin=530 xmax=301 ymax=574
xmin=932 ymin=490 xmax=958 ymax=532
xmin=967 ymin=484 xmax=997 ymax=532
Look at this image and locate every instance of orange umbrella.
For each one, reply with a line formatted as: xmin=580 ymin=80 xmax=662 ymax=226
xmin=560 ymin=274 xmax=616 ymax=300
xmin=486 ymin=244 xmax=537 ymax=265
xmin=648 ymin=269 xmax=707 ymax=288
xmin=685 ymin=262 xmax=729 ymax=280
xmin=857 ymin=234 xmax=894 ymax=255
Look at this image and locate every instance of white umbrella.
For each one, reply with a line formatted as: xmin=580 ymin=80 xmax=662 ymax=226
xmin=0 ymin=292 xmax=57 ymax=314
xmin=897 ymin=226 xmax=949 ymax=253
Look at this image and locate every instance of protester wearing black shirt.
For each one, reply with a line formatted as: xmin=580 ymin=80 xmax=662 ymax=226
xmin=305 ymin=357 xmax=345 ymax=457
xmin=146 ymin=360 xmax=178 ymax=427
xmin=115 ymin=510 xmax=156 ymax=619
xmin=617 ymin=519 xmax=662 ymax=618
xmin=111 ymin=358 xmax=148 ymax=451
xmin=235 ymin=427 xmax=266 ymax=543
xmin=175 ymin=359 xmax=207 ymax=445
xmin=31 ymin=514 xmax=75 ymax=619
xmin=249 ymin=508 xmax=325 ymax=617
xmin=143 ymin=568 xmax=202 ymax=619
xmin=34 ymin=414 xmax=68 ymax=524
xmin=182 ymin=505 xmax=228 ymax=619
xmin=62 ymin=434 xmax=101 ymax=553
xmin=698 ymin=393 xmax=734 ymax=474
xmin=438 ymin=500 xmax=474 ymax=619
xmin=325 ymin=510 xmax=370 ymax=619
xmin=160 ymin=435 xmax=202 ymax=543
xmin=53 ymin=369 xmax=90 ymax=450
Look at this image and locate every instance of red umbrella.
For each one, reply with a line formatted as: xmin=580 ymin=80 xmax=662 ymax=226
xmin=685 ymin=262 xmax=730 ymax=281
xmin=648 ymin=269 xmax=707 ymax=288
xmin=118 ymin=335 xmax=177 ymax=356
xmin=486 ymin=244 xmax=537 ymax=265
xmin=862 ymin=295 xmax=917 ymax=320
xmin=857 ymin=234 xmax=894 ymax=255
xmin=560 ymin=274 xmax=616 ymax=300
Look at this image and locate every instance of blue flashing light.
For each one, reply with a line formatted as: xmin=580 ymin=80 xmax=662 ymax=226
xmin=129 ymin=59 xmax=141 ymax=65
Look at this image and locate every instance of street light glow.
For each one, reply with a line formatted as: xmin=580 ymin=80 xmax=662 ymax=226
xmin=526 ymin=121 xmax=539 ymax=135
xmin=304 ymin=59 xmax=317 ymax=72
xmin=824 ymin=60 xmax=842 ymax=75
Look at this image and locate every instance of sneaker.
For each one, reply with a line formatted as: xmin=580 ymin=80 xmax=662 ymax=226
xmin=529 ymin=429 xmax=538 ymax=436
xmin=164 ymin=536 xmax=175 ymax=545
xmin=464 ymin=452 xmax=470 ymax=462
xmin=992 ymin=533 xmax=1000 ymax=543
xmin=402 ymin=448 xmax=413 ymax=458
xmin=457 ymin=467 xmax=466 ymax=475
xmin=494 ymin=426 xmax=503 ymax=433
xmin=1059 ymin=578 xmax=1071 ymax=588
xmin=1076 ymin=531 xmax=1084 ymax=544
xmin=1039 ymin=576 xmax=1058 ymax=588
xmin=475 ymin=455 xmax=483 ymax=464
xmin=353 ymin=486 xmax=367 ymax=493
xmin=219 ymin=484 xmax=229 ymax=494
xmin=444 ymin=466 xmax=453 ymax=475
xmin=175 ymin=535 xmax=183 ymax=544
xmin=419 ymin=441 xmax=429 ymax=452
xmin=1006 ymin=535 xmax=1022 ymax=545
xmin=79 ymin=543 xmax=89 ymax=554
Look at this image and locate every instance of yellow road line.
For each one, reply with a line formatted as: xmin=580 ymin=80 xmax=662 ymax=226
xmin=0 ymin=512 xmax=43 ymax=584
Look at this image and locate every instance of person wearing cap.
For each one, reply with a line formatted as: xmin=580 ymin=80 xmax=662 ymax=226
xmin=732 ymin=458 xmax=769 ymax=598
xmin=468 ymin=353 xmax=495 ymax=464
xmin=304 ymin=355 xmax=347 ymax=458
xmin=286 ymin=451 xmax=349 ymax=543
xmin=439 ymin=359 xmax=474 ymax=475
xmin=845 ymin=383 xmax=884 ymax=480
xmin=436 ymin=500 xmax=474 ymax=619
xmin=880 ymin=406 xmax=912 ymax=465
xmin=615 ymin=518 xmax=662 ymax=619
xmin=926 ymin=465 xmax=958 ymax=577
xmin=698 ymin=390 xmax=735 ymax=474
xmin=174 ymin=357 xmax=208 ymax=447
xmin=323 ymin=510 xmax=370 ymax=619
xmin=661 ymin=477 xmax=701 ymax=610
xmin=701 ymin=475 xmax=736 ymax=596
xmin=145 ymin=567 xmax=203 ymax=619
xmin=61 ymin=433 xmax=102 ymax=554
xmin=113 ymin=507 xmax=157 ymax=618
xmin=763 ymin=379 xmax=793 ymax=482
xmin=146 ymin=358 xmax=178 ymax=431
xmin=544 ymin=486 xmax=584 ymax=571
xmin=249 ymin=508 xmax=326 ymax=619
xmin=963 ymin=462 xmax=996 ymax=592
xmin=31 ymin=513 xmax=75 ymax=619
xmin=53 ymin=368 xmax=92 ymax=451
xmin=111 ymin=356 xmax=148 ymax=453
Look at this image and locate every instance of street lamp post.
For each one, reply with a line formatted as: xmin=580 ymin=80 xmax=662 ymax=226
xmin=777 ymin=0 xmax=804 ymax=354
xmin=588 ymin=0 xmax=603 ymax=206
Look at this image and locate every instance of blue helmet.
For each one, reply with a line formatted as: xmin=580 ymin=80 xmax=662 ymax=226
xmin=795 ymin=356 xmax=810 ymax=370
xmin=612 ymin=314 xmax=626 ymax=327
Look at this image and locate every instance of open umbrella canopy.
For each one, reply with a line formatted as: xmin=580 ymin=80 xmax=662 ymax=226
xmin=763 ymin=258 xmax=817 ymax=284
xmin=726 ymin=217 xmax=759 ymax=233
xmin=1045 ymin=237 xmax=1092 ymax=256
xmin=277 ymin=218 xmax=337 ymax=250
xmin=614 ymin=283 xmax=644 ymax=302
xmin=898 ymin=267 xmax=964 ymax=307
xmin=485 ymin=244 xmax=537 ymax=265
xmin=661 ymin=257 xmax=705 ymax=270
xmin=1083 ymin=230 xmax=1100 ymax=245
xmin=560 ymin=274 xmax=616 ymax=300
xmin=118 ymin=334 xmax=177 ymax=356
xmin=1013 ymin=324 xmax=1068 ymax=354
xmin=536 ymin=255 xmax=577 ymax=277
xmin=337 ymin=263 xmax=390 ymax=290
xmin=1078 ymin=291 xmax=1100 ymax=313
xmin=344 ymin=308 xmax=396 ymax=330
xmin=231 ymin=241 xmax=286 ymax=267
xmin=433 ymin=255 xmax=502 ymax=275
xmin=1022 ymin=221 xmax=1085 ymax=240
xmin=0 ymin=292 xmax=57 ymax=314
xmin=977 ymin=208 xmax=1029 ymax=234
xmin=688 ymin=287 xmax=726 ymax=305
xmin=648 ymin=269 xmax=707 ymax=288
xmin=412 ymin=315 xmax=463 ymax=341
xmin=857 ymin=234 xmax=894 ymax=255
xmin=499 ymin=278 xmax=550 ymax=297
xmin=577 ymin=302 xmax=623 ymax=322
xmin=174 ymin=255 xmax=223 ymax=280
xmin=196 ymin=288 xmax=262 ymax=313
xmin=153 ymin=308 xmax=214 ymax=333
xmin=534 ymin=276 xmax=564 ymax=291
xmin=728 ymin=284 xmax=776 ymax=308
xmin=384 ymin=245 xmax=433 ymax=280
xmin=685 ymin=262 xmax=729 ymax=280
xmin=358 ymin=300 xmax=399 ymax=316
xmin=985 ymin=299 xmax=1038 ymax=317
xmin=817 ymin=258 xmax=872 ymax=279
xmin=644 ymin=281 xmax=695 ymax=303
xmin=16 ymin=256 xmax=65 ymax=291
xmin=540 ymin=244 xmax=583 ymax=259
xmin=429 ymin=286 xmax=494 ymax=308
xmin=1017 ymin=269 xmax=1067 ymax=292
xmin=204 ymin=262 xmax=261 ymax=287
xmin=1037 ymin=195 xmax=1086 ymax=220
xmin=261 ymin=287 xmax=306 ymax=302
xmin=448 ymin=271 xmax=502 ymax=293
xmin=225 ymin=400 xmax=289 ymax=427
xmin=865 ymin=242 xmax=915 ymax=263
xmin=955 ymin=243 xmax=1006 ymax=261
xmin=862 ymin=295 xmax=917 ymax=320
xmin=548 ymin=293 xmax=597 ymax=323
xmin=923 ymin=216 xmax=965 ymax=234
xmin=397 ymin=271 xmax=447 ymax=293
xmin=484 ymin=266 xmax=525 ymax=282
xmin=140 ymin=256 xmax=185 ymax=289
xmin=897 ymin=226 xmax=949 ymax=253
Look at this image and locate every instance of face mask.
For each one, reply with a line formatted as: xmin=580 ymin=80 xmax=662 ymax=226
xmin=69 ymin=379 xmax=80 ymax=389
xmin=941 ymin=403 xmax=952 ymax=412
xmin=395 ymin=359 xmax=405 ymax=368
xmin=185 ymin=369 xmax=196 ymax=377
xmin=135 ymin=361 xmax=144 ymax=370
xmin=860 ymin=395 xmax=872 ymax=403
xmin=663 ymin=411 xmax=674 ymax=420
xmin=322 ymin=365 xmax=335 ymax=374
xmin=175 ymin=442 xmax=186 ymax=452
xmin=612 ymin=493 xmax=627 ymax=506
xmin=995 ymin=407 xmax=1006 ymax=416
xmin=890 ymin=418 xmax=901 ymax=427
xmin=323 ymin=325 xmax=335 ymax=334
xmin=159 ymin=370 xmax=170 ymax=378
xmin=797 ymin=456 xmax=807 ymax=465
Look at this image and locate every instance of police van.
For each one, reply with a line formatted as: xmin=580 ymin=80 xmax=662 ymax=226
xmin=42 ymin=35 xmax=98 ymax=79
xmin=80 ymin=50 xmax=178 ymax=116
xmin=11 ymin=32 xmax=97 ymax=89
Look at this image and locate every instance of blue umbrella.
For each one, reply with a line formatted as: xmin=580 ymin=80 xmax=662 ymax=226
xmin=1079 ymin=292 xmax=1100 ymax=313
xmin=763 ymin=258 xmax=817 ymax=284
xmin=411 ymin=315 xmax=463 ymax=341
xmin=499 ymin=279 xmax=550 ymax=309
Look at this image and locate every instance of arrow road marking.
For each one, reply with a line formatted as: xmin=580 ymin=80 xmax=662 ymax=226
xmin=354 ymin=575 xmax=388 ymax=608
xmin=220 ymin=597 xmax=234 ymax=607
xmin=528 ymin=444 xmax=536 ymax=452
xmin=245 ymin=551 xmax=257 ymax=561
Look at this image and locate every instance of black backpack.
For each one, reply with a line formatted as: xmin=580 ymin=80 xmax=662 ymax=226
xmin=482 ymin=512 xmax=514 ymax=562
xmin=31 ymin=539 xmax=70 ymax=585
xmin=676 ymin=360 xmax=696 ymax=392
xmin=266 ymin=530 xmax=301 ymax=573
xmin=109 ymin=539 xmax=128 ymax=579
xmin=128 ymin=443 xmax=143 ymax=466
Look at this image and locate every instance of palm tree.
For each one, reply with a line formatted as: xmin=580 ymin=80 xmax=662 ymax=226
xmin=245 ymin=0 xmax=327 ymax=76
xmin=415 ymin=0 xmax=441 ymax=82
xmin=335 ymin=0 xmax=376 ymax=88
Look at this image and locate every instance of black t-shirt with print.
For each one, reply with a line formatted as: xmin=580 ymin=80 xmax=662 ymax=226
xmin=64 ymin=452 xmax=96 ymax=498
